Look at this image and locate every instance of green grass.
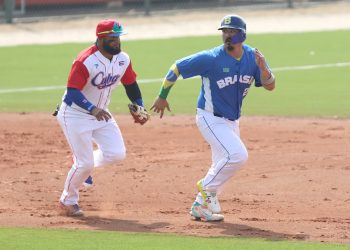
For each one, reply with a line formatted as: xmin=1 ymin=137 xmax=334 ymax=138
xmin=244 ymin=66 xmax=350 ymax=117
xmin=0 ymin=30 xmax=349 ymax=116
xmin=0 ymin=228 xmax=349 ymax=250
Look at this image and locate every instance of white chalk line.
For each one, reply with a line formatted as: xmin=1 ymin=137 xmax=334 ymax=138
xmin=1 ymin=62 xmax=349 ymax=94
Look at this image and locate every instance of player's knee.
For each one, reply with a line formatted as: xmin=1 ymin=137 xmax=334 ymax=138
xmin=106 ymin=148 xmax=126 ymax=163
xmin=227 ymin=147 xmax=248 ymax=166
xmin=76 ymin=161 xmax=94 ymax=171
xmin=238 ymin=148 xmax=248 ymax=165
xmin=113 ymin=149 xmax=126 ymax=161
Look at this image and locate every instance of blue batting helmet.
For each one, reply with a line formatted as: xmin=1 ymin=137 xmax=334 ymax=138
xmin=218 ymin=15 xmax=246 ymax=33
xmin=218 ymin=15 xmax=247 ymax=44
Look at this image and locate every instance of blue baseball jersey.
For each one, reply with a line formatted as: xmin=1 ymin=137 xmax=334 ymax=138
xmin=176 ymin=44 xmax=267 ymax=121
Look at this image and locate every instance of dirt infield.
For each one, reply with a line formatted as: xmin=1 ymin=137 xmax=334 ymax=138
xmin=0 ymin=113 xmax=349 ymax=243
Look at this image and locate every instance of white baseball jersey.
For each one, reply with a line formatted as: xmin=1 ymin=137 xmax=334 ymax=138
xmin=58 ymin=44 xmax=136 ymax=206
xmin=64 ymin=44 xmax=136 ymax=112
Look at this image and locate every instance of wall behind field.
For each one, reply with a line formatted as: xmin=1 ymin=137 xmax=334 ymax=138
xmin=0 ymin=0 xmax=345 ymax=23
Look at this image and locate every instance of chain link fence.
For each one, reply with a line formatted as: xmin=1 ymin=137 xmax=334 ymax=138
xmin=0 ymin=0 xmax=341 ymax=23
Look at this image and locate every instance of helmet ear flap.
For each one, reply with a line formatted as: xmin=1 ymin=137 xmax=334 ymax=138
xmin=231 ymin=30 xmax=246 ymax=44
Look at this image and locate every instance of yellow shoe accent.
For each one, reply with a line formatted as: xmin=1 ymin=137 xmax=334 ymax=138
xmin=196 ymin=179 xmax=208 ymax=206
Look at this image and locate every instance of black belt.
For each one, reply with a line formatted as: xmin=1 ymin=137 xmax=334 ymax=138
xmin=213 ymin=113 xmax=235 ymax=121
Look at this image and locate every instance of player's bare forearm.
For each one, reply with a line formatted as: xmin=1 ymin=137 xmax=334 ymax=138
xmin=263 ymin=81 xmax=275 ymax=91
xmin=260 ymin=67 xmax=271 ymax=80
xmin=260 ymin=67 xmax=275 ymax=91
xmin=255 ymin=49 xmax=275 ymax=91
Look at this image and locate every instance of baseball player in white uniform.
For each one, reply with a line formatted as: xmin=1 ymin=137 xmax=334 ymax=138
xmin=151 ymin=15 xmax=275 ymax=221
xmin=56 ymin=19 xmax=148 ymax=216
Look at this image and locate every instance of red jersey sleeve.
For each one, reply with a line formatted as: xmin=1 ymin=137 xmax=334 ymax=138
xmin=67 ymin=60 xmax=89 ymax=90
xmin=121 ymin=62 xmax=137 ymax=85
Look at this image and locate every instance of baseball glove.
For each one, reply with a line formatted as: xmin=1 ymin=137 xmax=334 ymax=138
xmin=128 ymin=103 xmax=150 ymax=125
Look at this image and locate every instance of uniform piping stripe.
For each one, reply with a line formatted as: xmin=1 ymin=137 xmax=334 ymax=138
xmin=100 ymin=84 xmax=106 ymax=108
xmin=202 ymin=116 xmax=230 ymax=187
xmin=103 ymin=87 xmax=112 ymax=109
xmin=63 ymin=105 xmax=78 ymax=163
xmin=62 ymin=105 xmax=79 ymax=203
xmin=103 ymin=61 xmax=116 ymax=108
xmin=94 ymin=54 xmax=107 ymax=108
xmin=63 ymin=168 xmax=78 ymax=203
xmin=97 ymin=92 xmax=103 ymax=108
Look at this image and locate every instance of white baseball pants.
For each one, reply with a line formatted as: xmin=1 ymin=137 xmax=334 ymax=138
xmin=57 ymin=103 xmax=126 ymax=206
xmin=195 ymin=108 xmax=248 ymax=203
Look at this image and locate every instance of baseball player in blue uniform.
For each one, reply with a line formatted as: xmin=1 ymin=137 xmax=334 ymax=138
xmin=151 ymin=15 xmax=276 ymax=221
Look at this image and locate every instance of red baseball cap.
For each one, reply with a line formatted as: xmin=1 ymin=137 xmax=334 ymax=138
xmin=96 ymin=19 xmax=127 ymax=38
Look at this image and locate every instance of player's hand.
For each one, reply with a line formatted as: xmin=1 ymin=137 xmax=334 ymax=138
xmin=150 ymin=96 xmax=171 ymax=118
xmin=91 ymin=107 xmax=112 ymax=121
xmin=255 ymin=48 xmax=268 ymax=71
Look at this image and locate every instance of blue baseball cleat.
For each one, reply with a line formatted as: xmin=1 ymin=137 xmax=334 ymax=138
xmin=83 ymin=175 xmax=93 ymax=188
xmin=59 ymin=202 xmax=83 ymax=217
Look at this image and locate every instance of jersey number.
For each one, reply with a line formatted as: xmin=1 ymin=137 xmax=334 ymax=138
xmin=243 ymin=88 xmax=249 ymax=97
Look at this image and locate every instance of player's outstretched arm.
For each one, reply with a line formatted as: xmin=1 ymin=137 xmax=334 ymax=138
xmin=150 ymin=64 xmax=179 ymax=118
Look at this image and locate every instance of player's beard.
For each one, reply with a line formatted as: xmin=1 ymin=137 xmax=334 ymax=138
xmin=225 ymin=38 xmax=234 ymax=51
xmin=103 ymin=41 xmax=121 ymax=55
xmin=227 ymin=44 xmax=234 ymax=51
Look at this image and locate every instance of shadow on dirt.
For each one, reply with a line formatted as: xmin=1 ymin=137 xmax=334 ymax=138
xmin=72 ymin=215 xmax=308 ymax=241
xmin=207 ymin=221 xmax=309 ymax=241
xmin=75 ymin=215 xmax=171 ymax=233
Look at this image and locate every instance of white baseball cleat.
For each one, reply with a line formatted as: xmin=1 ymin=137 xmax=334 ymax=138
xmin=59 ymin=202 xmax=84 ymax=217
xmin=190 ymin=202 xmax=224 ymax=222
xmin=197 ymin=179 xmax=221 ymax=213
